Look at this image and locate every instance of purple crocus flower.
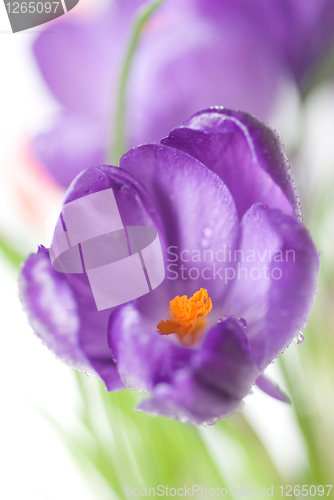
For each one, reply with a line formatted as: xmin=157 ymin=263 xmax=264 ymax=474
xmin=32 ymin=0 xmax=334 ymax=188
xmin=20 ymin=109 xmax=319 ymax=425
xmin=196 ymin=0 xmax=334 ymax=85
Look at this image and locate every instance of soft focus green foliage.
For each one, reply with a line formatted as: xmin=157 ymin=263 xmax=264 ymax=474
xmin=278 ymin=176 xmax=334 ymax=489
xmin=60 ymin=373 xmax=289 ymax=498
xmin=0 ymin=234 xmax=26 ymax=270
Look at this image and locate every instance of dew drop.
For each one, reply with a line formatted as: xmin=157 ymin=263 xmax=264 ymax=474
xmin=202 ymin=227 xmax=213 ymax=239
xmin=293 ymin=332 xmax=304 ymax=344
xmin=203 ymin=418 xmax=217 ymax=426
xmin=208 ymin=418 xmax=217 ymax=426
xmin=199 ymin=238 xmax=210 ymax=249
xmin=238 ymin=318 xmax=247 ymax=328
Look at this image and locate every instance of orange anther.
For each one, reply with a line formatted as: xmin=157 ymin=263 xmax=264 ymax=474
xmin=157 ymin=288 xmax=212 ymax=345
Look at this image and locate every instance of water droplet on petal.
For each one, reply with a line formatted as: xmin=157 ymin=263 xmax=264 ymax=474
xmin=239 ymin=318 xmax=247 ymax=327
xmin=203 ymin=418 xmax=217 ymax=426
xmin=208 ymin=418 xmax=217 ymax=426
xmin=202 ymin=227 xmax=213 ymax=239
xmin=293 ymin=332 xmax=304 ymax=344
xmin=199 ymin=238 xmax=210 ymax=249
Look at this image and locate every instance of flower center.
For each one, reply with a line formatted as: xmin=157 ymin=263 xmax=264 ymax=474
xmin=157 ymin=288 xmax=212 ymax=345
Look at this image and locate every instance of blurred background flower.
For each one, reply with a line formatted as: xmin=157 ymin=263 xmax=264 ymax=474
xmin=1 ymin=0 xmax=334 ymax=498
xmin=32 ymin=0 xmax=334 ymax=186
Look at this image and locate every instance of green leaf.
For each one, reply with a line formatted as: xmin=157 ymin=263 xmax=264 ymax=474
xmin=0 ymin=234 xmax=25 ymax=269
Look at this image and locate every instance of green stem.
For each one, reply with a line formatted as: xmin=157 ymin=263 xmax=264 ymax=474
xmin=278 ymin=354 xmax=323 ymax=484
xmin=0 ymin=234 xmax=25 ymax=269
xmin=112 ymin=0 xmax=165 ymax=165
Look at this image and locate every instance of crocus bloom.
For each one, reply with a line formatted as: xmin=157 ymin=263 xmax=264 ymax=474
xmin=195 ymin=0 xmax=334 ymax=85
xmin=32 ymin=0 xmax=334 ymax=188
xmin=20 ymin=109 xmax=319 ymax=425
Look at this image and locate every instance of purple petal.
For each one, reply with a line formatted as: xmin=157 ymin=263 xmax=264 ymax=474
xmin=20 ymin=249 xmax=124 ymax=390
xmin=222 ymin=203 xmax=283 ymax=345
xmin=222 ymin=204 xmax=319 ymax=370
xmin=63 ymin=165 xmax=166 ymax=234
xmin=60 ymin=165 xmax=169 ymax=388
xmin=19 ymin=247 xmax=91 ymax=370
xmin=257 ymin=209 xmax=319 ymax=370
xmin=62 ymin=165 xmax=168 ymax=322
xmin=137 ymin=371 xmax=241 ymax=425
xmin=33 ymin=11 xmax=121 ymax=114
xmin=127 ymin=0 xmax=282 ymax=148
xmin=78 ymin=308 xmax=124 ymax=392
xmin=120 ymin=144 xmax=239 ymax=302
xmin=61 ymin=162 xmax=168 ymax=324
xmin=115 ymin=0 xmax=148 ymax=16
xmin=255 ymin=374 xmax=290 ymax=404
xmin=195 ymin=317 xmax=259 ymax=400
xmin=20 ymin=165 xmax=170 ymax=390
xmin=259 ymin=0 xmax=334 ymax=84
xmin=162 ymin=108 xmax=299 ymax=220
xmin=32 ymin=9 xmax=125 ymax=185
xmin=33 ymin=113 xmax=106 ymax=188
xmin=195 ymin=0 xmax=334 ymax=85
xmin=138 ymin=317 xmax=259 ymax=425
xmin=108 ymin=303 xmax=192 ymax=393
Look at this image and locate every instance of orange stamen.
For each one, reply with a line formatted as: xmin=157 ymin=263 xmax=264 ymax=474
xmin=157 ymin=288 xmax=212 ymax=345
